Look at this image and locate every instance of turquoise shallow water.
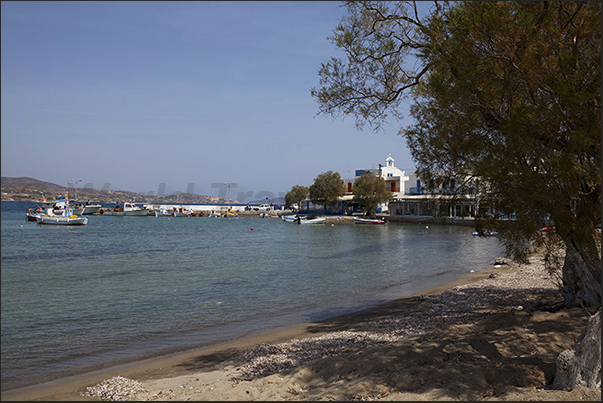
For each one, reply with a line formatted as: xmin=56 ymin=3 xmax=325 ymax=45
xmin=1 ymin=200 xmax=504 ymax=391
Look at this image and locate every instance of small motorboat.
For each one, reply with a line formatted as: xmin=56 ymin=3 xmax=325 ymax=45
xmin=103 ymin=202 xmax=149 ymax=216
xmin=81 ymin=203 xmax=103 ymax=215
xmin=281 ymin=215 xmax=299 ymax=222
xmin=26 ymin=207 xmax=41 ymax=221
xmin=297 ymin=216 xmax=326 ymax=224
xmin=353 ymin=217 xmax=387 ymax=225
xmin=155 ymin=207 xmax=194 ymax=217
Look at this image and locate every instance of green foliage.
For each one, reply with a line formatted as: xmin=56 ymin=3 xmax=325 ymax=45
xmin=405 ymin=2 xmax=600 ymax=267
xmin=285 ymin=185 xmax=309 ymax=206
xmin=313 ymin=1 xmax=601 ymax=307
xmin=309 ymin=171 xmax=345 ymax=205
xmin=353 ymin=174 xmax=393 ymax=216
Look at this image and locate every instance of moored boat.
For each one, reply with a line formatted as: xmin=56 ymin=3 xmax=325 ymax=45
xmin=81 ymin=203 xmax=103 ymax=215
xmin=297 ymin=216 xmax=326 ymax=224
xmin=281 ymin=215 xmax=299 ymax=222
xmin=155 ymin=207 xmax=194 ymax=217
xmin=26 ymin=207 xmax=42 ymax=221
xmin=103 ymin=202 xmax=149 ymax=216
xmin=37 ymin=213 xmax=88 ymax=225
xmin=353 ymin=217 xmax=387 ymax=225
xmin=36 ymin=201 xmax=88 ymax=225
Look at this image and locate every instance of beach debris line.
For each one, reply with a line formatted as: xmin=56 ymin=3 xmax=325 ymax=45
xmin=80 ymin=376 xmax=146 ymax=401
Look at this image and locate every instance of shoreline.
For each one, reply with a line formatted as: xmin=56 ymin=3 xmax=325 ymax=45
xmin=2 ymin=255 xmax=600 ymax=401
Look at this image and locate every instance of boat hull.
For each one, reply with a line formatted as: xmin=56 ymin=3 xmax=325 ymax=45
xmin=298 ymin=217 xmax=326 ymax=224
xmin=155 ymin=210 xmax=193 ymax=217
xmin=36 ymin=215 xmax=88 ymax=225
xmin=26 ymin=212 xmax=39 ymax=221
xmin=104 ymin=210 xmax=149 ymax=216
xmin=353 ymin=217 xmax=387 ymax=225
xmin=82 ymin=205 xmax=102 ymax=215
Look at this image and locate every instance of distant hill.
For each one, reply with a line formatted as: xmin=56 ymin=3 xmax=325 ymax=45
xmin=248 ymin=196 xmax=286 ymax=205
xmin=0 ymin=176 xmax=238 ymax=205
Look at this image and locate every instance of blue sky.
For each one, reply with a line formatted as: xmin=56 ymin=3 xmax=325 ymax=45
xmin=1 ymin=1 xmax=422 ymax=202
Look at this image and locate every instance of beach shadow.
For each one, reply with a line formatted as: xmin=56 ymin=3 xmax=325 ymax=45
xmin=169 ymin=284 xmax=591 ymax=401
xmin=173 ymin=347 xmax=246 ymax=373
xmin=280 ymin=307 xmax=590 ymax=401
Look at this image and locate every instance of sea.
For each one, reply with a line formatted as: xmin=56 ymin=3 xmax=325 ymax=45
xmin=1 ymin=200 xmax=504 ymax=391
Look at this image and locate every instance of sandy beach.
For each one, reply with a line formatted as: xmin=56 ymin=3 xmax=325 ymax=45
xmin=2 ymin=250 xmax=600 ymax=401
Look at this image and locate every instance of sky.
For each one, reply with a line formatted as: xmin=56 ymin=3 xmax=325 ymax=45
xmin=1 ymin=1 xmax=425 ymax=202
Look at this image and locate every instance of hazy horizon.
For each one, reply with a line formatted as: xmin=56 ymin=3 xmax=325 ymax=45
xmin=2 ymin=2 xmax=427 ymax=200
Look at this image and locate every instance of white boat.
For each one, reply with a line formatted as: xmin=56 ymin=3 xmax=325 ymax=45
xmin=155 ymin=207 xmax=194 ymax=217
xmin=155 ymin=209 xmax=174 ymax=217
xmin=81 ymin=203 xmax=102 ymax=215
xmin=103 ymin=202 xmax=149 ymax=216
xmin=297 ymin=216 xmax=326 ymax=224
xmin=36 ymin=202 xmax=88 ymax=225
xmin=36 ymin=197 xmax=84 ymax=215
xmin=37 ymin=213 xmax=88 ymax=225
xmin=281 ymin=215 xmax=299 ymax=222
xmin=36 ymin=196 xmax=67 ymax=209
xmin=282 ymin=215 xmax=326 ymax=224
xmin=353 ymin=217 xmax=387 ymax=225
xmin=60 ymin=201 xmax=84 ymax=215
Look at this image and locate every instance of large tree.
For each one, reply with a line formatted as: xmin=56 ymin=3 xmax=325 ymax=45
xmin=285 ymin=185 xmax=309 ymax=208
xmin=312 ymin=1 xmax=600 ymax=388
xmin=353 ymin=173 xmax=392 ymax=217
xmin=312 ymin=0 xmax=600 ymax=308
xmin=309 ymin=171 xmax=346 ymax=206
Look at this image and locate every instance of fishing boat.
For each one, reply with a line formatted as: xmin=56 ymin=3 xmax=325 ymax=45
xmin=103 ymin=202 xmax=149 ymax=216
xmin=53 ymin=200 xmax=84 ymax=215
xmin=353 ymin=217 xmax=387 ymax=225
xmin=36 ymin=201 xmax=88 ymax=225
xmin=37 ymin=213 xmax=88 ymax=225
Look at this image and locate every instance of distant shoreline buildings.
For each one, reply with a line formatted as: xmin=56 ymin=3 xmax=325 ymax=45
xmin=300 ymin=154 xmax=479 ymax=224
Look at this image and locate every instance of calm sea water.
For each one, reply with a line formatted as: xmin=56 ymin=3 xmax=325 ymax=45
xmin=1 ymin=200 xmax=504 ymax=391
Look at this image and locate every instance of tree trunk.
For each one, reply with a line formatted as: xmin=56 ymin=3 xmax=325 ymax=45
xmin=561 ymin=243 xmax=601 ymax=308
xmin=552 ymin=309 xmax=601 ymax=389
xmin=552 ymin=236 xmax=601 ymax=390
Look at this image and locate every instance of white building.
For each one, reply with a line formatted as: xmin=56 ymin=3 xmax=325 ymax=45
xmin=342 ymin=154 xmax=414 ymax=212
xmin=341 ymin=154 xmax=477 ymax=219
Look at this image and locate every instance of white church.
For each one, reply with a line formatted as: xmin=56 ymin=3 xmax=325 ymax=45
xmin=342 ymin=154 xmax=422 ymax=213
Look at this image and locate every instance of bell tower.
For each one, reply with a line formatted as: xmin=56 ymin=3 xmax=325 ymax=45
xmin=385 ymin=153 xmax=395 ymax=168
